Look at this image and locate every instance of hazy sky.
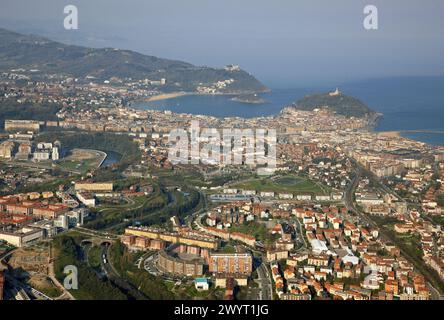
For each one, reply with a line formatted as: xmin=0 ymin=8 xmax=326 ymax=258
xmin=1 ymin=0 xmax=444 ymax=87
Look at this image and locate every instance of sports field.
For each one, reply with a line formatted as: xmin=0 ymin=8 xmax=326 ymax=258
xmin=230 ymin=174 xmax=329 ymax=195
xmin=57 ymin=149 xmax=105 ymax=172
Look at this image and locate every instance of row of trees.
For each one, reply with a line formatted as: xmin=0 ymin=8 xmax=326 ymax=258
xmin=0 ymin=99 xmax=61 ymax=130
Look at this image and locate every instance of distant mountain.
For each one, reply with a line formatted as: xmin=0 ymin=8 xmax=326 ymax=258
xmin=291 ymin=89 xmax=376 ymax=118
xmin=0 ymin=28 xmax=267 ymax=94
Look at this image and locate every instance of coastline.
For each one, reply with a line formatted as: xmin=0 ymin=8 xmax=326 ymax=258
xmin=144 ymin=89 xmax=271 ymax=103
xmin=132 ymin=89 xmax=443 ymax=148
xmin=377 ymin=130 xmax=444 ymax=147
xmin=145 ymin=92 xmax=189 ymax=102
xmin=377 ymin=131 xmax=401 ymax=138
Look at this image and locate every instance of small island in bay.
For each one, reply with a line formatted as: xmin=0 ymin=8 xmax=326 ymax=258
xmin=230 ymin=93 xmax=267 ymax=104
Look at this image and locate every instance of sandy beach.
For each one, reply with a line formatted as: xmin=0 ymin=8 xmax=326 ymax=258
xmin=146 ymin=92 xmax=188 ymax=102
xmin=377 ymin=131 xmax=401 ymax=137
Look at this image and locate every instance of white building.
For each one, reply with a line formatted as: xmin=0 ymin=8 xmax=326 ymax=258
xmin=33 ymin=151 xmax=50 ymax=161
xmin=76 ymin=192 xmax=96 ymax=207
xmin=0 ymin=227 xmax=44 ymax=247
xmin=297 ymin=194 xmax=312 ymax=201
xmin=66 ymin=209 xmax=86 ymax=226
xmin=52 ymin=147 xmax=60 ymax=160
xmin=260 ymin=191 xmax=275 ymax=198
xmin=310 ymin=239 xmax=329 ymax=255
xmin=241 ymin=190 xmax=256 ymax=196
xmin=195 ymin=278 xmax=209 ymax=291
xmin=315 ymin=195 xmax=331 ymax=201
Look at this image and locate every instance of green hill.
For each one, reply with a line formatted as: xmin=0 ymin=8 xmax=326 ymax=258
xmin=292 ymin=91 xmax=376 ymax=118
xmin=0 ymin=28 xmax=267 ymax=93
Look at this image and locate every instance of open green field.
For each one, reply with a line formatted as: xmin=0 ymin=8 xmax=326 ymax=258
xmin=230 ymin=174 xmax=329 ymax=195
xmin=56 ymin=148 xmax=106 ymax=173
xmin=57 ymin=157 xmax=98 ymax=172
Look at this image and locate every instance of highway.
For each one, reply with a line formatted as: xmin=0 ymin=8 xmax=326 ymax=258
xmin=0 ymin=248 xmax=16 ymax=263
xmin=99 ymin=243 xmax=147 ymax=300
xmin=293 ymin=217 xmax=308 ymax=252
xmin=343 ymin=161 xmax=362 ymax=215
xmin=74 ymin=226 xmax=118 ymax=240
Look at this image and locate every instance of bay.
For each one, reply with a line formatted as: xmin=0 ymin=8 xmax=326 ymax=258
xmin=134 ymin=76 xmax=444 ymax=146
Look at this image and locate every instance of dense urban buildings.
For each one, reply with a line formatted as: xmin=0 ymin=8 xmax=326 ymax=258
xmin=208 ymin=253 xmax=253 ymax=275
xmin=157 ymin=244 xmax=206 ymax=277
xmin=0 ymin=6 xmax=444 ymax=304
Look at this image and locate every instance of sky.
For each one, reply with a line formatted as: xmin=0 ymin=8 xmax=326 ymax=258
xmin=1 ymin=0 xmax=444 ymax=87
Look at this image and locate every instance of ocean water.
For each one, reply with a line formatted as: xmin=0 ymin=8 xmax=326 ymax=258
xmin=133 ymin=88 xmax=322 ymax=118
xmin=134 ymin=76 xmax=444 ymax=146
xmin=341 ymin=76 xmax=444 ymax=146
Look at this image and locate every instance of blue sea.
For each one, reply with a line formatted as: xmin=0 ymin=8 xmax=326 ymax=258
xmin=133 ymin=76 xmax=444 ymax=146
xmin=133 ymin=88 xmax=315 ymax=119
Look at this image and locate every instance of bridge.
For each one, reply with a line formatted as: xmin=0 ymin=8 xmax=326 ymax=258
xmin=80 ymin=238 xmax=114 ymax=247
xmin=74 ymin=226 xmax=118 ymax=246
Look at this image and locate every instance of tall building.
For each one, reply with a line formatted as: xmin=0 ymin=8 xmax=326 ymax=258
xmin=52 ymin=147 xmax=60 ymax=160
xmin=208 ymin=253 xmax=253 ymax=275
xmin=16 ymin=142 xmax=32 ymax=160
xmin=33 ymin=151 xmax=50 ymax=161
xmin=0 ymin=141 xmax=15 ymax=159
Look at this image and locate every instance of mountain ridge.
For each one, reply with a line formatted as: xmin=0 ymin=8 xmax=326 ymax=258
xmin=0 ymin=28 xmax=267 ymax=94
